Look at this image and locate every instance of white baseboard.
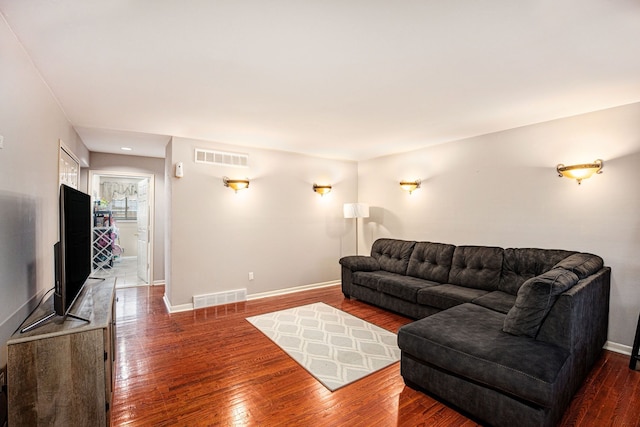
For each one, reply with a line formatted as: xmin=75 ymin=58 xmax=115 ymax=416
xmin=604 ymin=340 xmax=632 ymax=356
xmin=161 ymin=280 xmax=341 ymax=313
xmin=247 ymin=280 xmax=340 ymax=301
xmin=163 ymin=294 xmax=194 ymax=313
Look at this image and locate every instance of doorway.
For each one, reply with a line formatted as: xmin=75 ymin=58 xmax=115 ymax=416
xmin=89 ymin=170 xmax=155 ymax=287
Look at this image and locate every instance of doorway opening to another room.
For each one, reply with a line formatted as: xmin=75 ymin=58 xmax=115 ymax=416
xmin=89 ymin=171 xmax=155 ymax=288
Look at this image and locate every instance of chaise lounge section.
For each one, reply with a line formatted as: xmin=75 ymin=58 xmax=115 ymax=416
xmin=339 ymin=238 xmax=610 ymax=427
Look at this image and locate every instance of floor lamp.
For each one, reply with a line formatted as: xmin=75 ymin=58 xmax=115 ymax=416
xmin=343 ymin=203 xmax=370 ymax=255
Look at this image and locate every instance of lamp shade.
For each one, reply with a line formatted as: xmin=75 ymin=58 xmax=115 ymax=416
xmin=223 ymin=176 xmax=250 ymax=192
xmin=313 ymin=184 xmax=332 ymax=196
xmin=343 ymin=203 xmax=370 ymax=219
xmin=400 ymin=179 xmax=421 ymax=193
xmin=556 ymin=159 xmax=603 ymax=184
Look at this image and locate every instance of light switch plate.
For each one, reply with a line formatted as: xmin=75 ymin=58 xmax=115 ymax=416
xmin=0 ymin=135 xmax=4 ymax=149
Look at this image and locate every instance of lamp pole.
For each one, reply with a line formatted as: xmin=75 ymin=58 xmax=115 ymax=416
xmin=355 ymin=217 xmax=360 ymax=255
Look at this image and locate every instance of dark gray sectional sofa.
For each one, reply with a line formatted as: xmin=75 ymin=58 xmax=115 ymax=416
xmin=339 ymin=238 xmax=610 ymax=427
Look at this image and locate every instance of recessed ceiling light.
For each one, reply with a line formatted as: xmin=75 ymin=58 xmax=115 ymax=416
xmin=121 ymin=147 xmax=133 ymax=151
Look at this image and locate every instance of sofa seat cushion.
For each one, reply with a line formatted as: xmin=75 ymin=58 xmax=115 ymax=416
xmin=352 ymin=271 xmax=394 ymax=290
xmin=352 ymin=271 xmax=438 ymax=302
xmin=472 ymin=291 xmax=516 ymax=314
xmin=398 ymin=303 xmax=571 ymax=407
xmin=417 ymin=284 xmax=489 ymax=310
xmin=378 ymin=276 xmax=441 ymax=303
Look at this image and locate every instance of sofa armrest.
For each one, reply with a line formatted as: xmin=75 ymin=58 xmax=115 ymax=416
xmin=341 ymin=266 xmax=353 ymax=298
xmin=339 ymin=256 xmax=380 ymax=272
xmin=535 ymin=267 xmax=610 ymax=403
xmin=339 ymin=256 xmax=380 ymax=299
xmin=536 ymin=267 xmax=610 ymax=380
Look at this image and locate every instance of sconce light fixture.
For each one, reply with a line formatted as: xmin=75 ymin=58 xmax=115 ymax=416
xmin=556 ymin=159 xmax=603 ymax=184
xmin=400 ymin=179 xmax=421 ymax=194
xmin=223 ymin=176 xmax=250 ymax=192
xmin=313 ymin=184 xmax=332 ymax=196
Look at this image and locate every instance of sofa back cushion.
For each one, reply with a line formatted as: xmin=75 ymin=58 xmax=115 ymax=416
xmin=371 ymin=238 xmax=416 ymax=275
xmin=499 ymin=248 xmax=576 ymax=295
xmin=503 ymin=268 xmax=580 ymax=338
xmin=407 ymin=242 xmax=455 ymax=283
xmin=448 ymin=246 xmax=504 ymax=291
xmin=552 ymin=253 xmax=604 ymax=279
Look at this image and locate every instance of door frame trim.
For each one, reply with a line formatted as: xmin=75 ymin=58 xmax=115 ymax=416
xmin=88 ymin=170 xmax=155 ymax=286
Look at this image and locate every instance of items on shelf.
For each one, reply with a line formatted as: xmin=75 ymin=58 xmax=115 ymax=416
xmin=92 ymin=206 xmax=119 ymax=271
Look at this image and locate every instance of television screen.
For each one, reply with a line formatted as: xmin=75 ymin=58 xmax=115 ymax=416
xmin=54 ymin=184 xmax=92 ymax=315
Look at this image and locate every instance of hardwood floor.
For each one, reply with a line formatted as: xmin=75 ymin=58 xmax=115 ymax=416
xmin=111 ymin=285 xmax=640 ymax=426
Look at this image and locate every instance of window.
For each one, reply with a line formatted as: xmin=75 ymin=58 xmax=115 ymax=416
xmin=111 ymin=197 xmax=137 ymax=221
xmin=100 ymin=181 xmax=138 ymax=221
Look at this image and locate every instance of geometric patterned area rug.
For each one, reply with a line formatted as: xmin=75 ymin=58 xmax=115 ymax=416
xmin=246 ymin=302 xmax=400 ymax=391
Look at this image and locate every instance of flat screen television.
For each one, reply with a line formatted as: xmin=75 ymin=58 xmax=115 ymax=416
xmin=53 ymin=184 xmax=92 ymax=316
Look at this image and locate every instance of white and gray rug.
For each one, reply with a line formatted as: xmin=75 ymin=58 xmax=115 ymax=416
xmin=246 ymin=302 xmax=400 ymax=391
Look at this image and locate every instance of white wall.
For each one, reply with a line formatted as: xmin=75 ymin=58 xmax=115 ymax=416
xmin=166 ymin=137 xmax=358 ymax=308
xmin=358 ymin=102 xmax=640 ymax=349
xmin=0 ymin=16 xmax=89 ymax=366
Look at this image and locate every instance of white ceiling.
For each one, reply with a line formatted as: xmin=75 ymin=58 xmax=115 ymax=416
xmin=2 ymin=0 xmax=640 ymax=161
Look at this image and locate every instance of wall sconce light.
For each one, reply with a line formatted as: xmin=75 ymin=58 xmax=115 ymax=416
xmin=556 ymin=159 xmax=603 ymax=184
xmin=313 ymin=184 xmax=332 ymax=196
xmin=223 ymin=176 xmax=250 ymax=192
xmin=400 ymin=179 xmax=421 ymax=194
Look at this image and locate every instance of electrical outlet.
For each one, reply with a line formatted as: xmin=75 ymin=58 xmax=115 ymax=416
xmin=248 ymin=272 xmax=254 ymax=280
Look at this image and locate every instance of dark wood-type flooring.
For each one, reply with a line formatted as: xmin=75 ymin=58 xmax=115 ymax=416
xmin=111 ymin=285 xmax=640 ymax=426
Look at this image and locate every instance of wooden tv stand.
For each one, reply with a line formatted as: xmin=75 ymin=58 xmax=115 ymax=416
xmin=7 ymin=277 xmax=116 ymax=426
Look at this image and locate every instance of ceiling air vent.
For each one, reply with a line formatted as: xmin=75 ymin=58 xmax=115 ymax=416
xmin=194 ymin=148 xmax=249 ymax=167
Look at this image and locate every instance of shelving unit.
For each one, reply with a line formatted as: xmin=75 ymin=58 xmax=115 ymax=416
xmin=93 ymin=209 xmax=114 ymax=272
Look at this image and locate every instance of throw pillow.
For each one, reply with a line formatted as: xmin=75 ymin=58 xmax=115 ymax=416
xmin=503 ymin=268 xmax=579 ymax=338
xmin=552 ymin=253 xmax=603 ymax=280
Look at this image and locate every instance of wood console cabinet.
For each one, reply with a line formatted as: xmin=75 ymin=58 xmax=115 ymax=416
xmin=7 ymin=277 xmax=116 ymax=427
